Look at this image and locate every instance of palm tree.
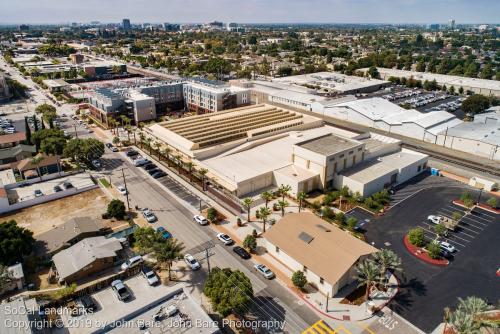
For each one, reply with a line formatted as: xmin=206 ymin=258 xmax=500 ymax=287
xmin=153 ymin=141 xmax=162 ymax=160
xmin=242 ymin=198 xmax=253 ymax=222
xmin=145 ymin=137 xmax=153 ymax=155
xmin=372 ymin=249 xmax=402 ymax=288
xmin=278 ymin=184 xmax=292 ymax=201
xmin=164 ymin=147 xmax=172 ymax=165
xmin=120 ymin=115 xmax=130 ymax=129
xmin=277 ymin=200 xmax=288 ymax=217
xmin=153 ymin=238 xmax=185 ymax=281
xmin=355 ymin=259 xmax=381 ymax=303
xmin=457 ymin=296 xmax=492 ymax=315
xmin=124 ymin=124 xmax=132 ymax=142
xmin=184 ymin=161 xmax=195 ymax=182
xmin=30 ymin=155 xmax=45 ymax=181
xmin=175 ymin=154 xmax=183 ymax=174
xmin=445 ymin=296 xmax=495 ymax=334
xmin=138 ymin=132 xmax=146 ymax=149
xmin=259 ymin=206 xmax=271 ymax=233
xmin=260 ymin=191 xmax=273 ymax=209
xmin=297 ymin=192 xmax=307 ymax=212
xmin=199 ymin=168 xmax=208 ymax=191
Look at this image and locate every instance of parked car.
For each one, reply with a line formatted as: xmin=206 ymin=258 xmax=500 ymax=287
xmin=141 ymin=266 xmax=159 ymax=286
xmin=184 ymin=254 xmax=200 ymax=270
xmin=147 ymin=168 xmax=160 ymax=176
xmin=217 ymin=233 xmax=233 ymax=245
xmin=440 ymin=249 xmax=454 ymax=259
xmin=121 ymin=255 xmax=143 ymax=271
xmin=143 ymin=163 xmax=157 ymax=170
xmin=427 ymin=215 xmax=442 ymax=225
xmin=193 ymin=215 xmax=208 ymax=226
xmin=34 ymin=189 xmax=43 ymax=197
xmin=110 ymin=146 xmax=119 ymax=152
xmin=156 ymin=226 xmax=172 ymax=240
xmin=111 ymin=280 xmax=130 ymax=301
xmin=117 ymin=186 xmax=128 ymax=195
xmin=233 ymin=246 xmax=251 ymax=259
xmin=105 ymin=143 xmax=113 ymax=148
xmin=53 ymin=185 xmax=62 ymax=192
xmin=152 ymin=171 xmax=167 ymax=179
xmin=134 ymin=158 xmax=150 ymax=167
xmin=254 ymin=264 xmax=275 ymax=279
xmin=92 ymin=160 xmax=101 ymax=169
xmin=142 ymin=208 xmax=157 ymax=223
xmin=126 ymin=150 xmax=139 ymax=157
xmin=439 ymin=241 xmax=456 ymax=253
xmin=63 ymin=181 xmax=73 ymax=189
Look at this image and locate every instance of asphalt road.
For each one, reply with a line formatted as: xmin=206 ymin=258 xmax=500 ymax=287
xmin=95 ymin=149 xmax=319 ymax=333
xmin=365 ymin=186 xmax=500 ymax=333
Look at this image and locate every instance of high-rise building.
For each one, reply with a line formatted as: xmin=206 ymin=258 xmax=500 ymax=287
xmin=122 ymin=19 xmax=131 ymax=31
xmin=448 ymin=19 xmax=455 ymax=30
xmin=163 ymin=23 xmax=180 ymax=32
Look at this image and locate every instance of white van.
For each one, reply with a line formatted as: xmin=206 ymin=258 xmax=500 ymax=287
xmin=121 ymin=255 xmax=143 ymax=271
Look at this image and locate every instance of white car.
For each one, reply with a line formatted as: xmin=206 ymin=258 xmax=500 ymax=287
xmin=117 ymin=186 xmax=128 ymax=195
xmin=439 ymin=241 xmax=456 ymax=253
xmin=142 ymin=209 xmax=157 ymax=223
xmin=217 ymin=233 xmax=233 ymax=245
xmin=121 ymin=255 xmax=143 ymax=271
xmin=193 ymin=215 xmax=208 ymax=225
xmin=184 ymin=254 xmax=200 ymax=270
xmin=141 ymin=266 xmax=159 ymax=286
xmin=254 ymin=264 xmax=275 ymax=279
xmin=427 ymin=215 xmax=442 ymax=225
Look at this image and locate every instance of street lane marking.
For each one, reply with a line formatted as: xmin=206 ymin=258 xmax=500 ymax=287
xmin=302 ymin=320 xmax=336 ymax=334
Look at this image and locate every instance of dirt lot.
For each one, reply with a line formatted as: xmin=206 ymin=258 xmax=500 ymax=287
xmin=0 ymin=189 xmax=120 ymax=235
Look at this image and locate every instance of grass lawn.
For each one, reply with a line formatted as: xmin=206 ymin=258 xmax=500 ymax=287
xmin=99 ymin=178 xmax=111 ymax=188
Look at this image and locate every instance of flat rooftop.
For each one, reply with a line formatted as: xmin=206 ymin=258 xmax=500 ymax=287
xmin=149 ymin=104 xmax=322 ymax=151
xmin=297 ymin=133 xmax=362 ymax=156
xmin=341 ymin=150 xmax=427 ymax=183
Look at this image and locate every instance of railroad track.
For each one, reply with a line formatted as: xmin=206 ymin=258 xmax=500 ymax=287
xmin=403 ymin=143 xmax=500 ymax=178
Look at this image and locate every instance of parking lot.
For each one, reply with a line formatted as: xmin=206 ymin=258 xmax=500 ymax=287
xmin=364 ymin=185 xmax=500 ymax=333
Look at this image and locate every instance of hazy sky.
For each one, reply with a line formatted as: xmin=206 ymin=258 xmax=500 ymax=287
xmin=0 ymin=0 xmax=498 ymax=24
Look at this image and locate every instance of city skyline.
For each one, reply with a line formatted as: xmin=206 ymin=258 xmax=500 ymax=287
xmin=0 ymin=0 xmax=499 ymax=25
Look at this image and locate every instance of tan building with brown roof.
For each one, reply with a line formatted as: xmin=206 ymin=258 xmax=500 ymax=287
xmin=265 ymin=212 xmax=378 ymax=296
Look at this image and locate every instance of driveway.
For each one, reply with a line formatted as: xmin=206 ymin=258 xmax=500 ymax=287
xmin=364 ymin=186 xmax=500 ymax=333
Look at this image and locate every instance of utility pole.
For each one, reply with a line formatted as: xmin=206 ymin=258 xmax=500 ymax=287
xmin=74 ymin=123 xmax=79 ymax=139
xmin=121 ymin=168 xmax=130 ymax=211
xmin=205 ymin=248 xmax=211 ymax=274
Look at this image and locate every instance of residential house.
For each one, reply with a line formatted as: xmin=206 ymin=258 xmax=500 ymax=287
xmin=0 ymin=132 xmax=35 ymax=165
xmin=12 ymin=154 xmax=61 ymax=180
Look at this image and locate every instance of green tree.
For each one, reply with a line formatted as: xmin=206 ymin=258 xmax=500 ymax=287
xmin=372 ymin=249 xmax=402 ymax=287
xmin=277 ymin=200 xmax=288 ymax=217
xmin=199 ymin=168 xmax=208 ymax=191
xmin=207 ymin=207 xmax=218 ymax=222
xmin=355 ymin=260 xmax=381 ymax=302
xmin=291 ymin=270 xmax=307 ymax=289
xmin=408 ymin=228 xmax=425 ymax=247
xmin=434 ymin=223 xmax=447 ymax=238
xmin=243 ymin=234 xmax=257 ymax=253
xmin=278 ymin=184 xmax=292 ymax=201
xmin=30 ymin=155 xmax=45 ymax=181
xmin=346 ymin=216 xmax=358 ymax=231
xmin=461 ymin=94 xmax=490 ymax=115
xmin=153 ymin=238 xmax=185 ymax=280
xmin=242 ymin=198 xmax=253 ymax=222
xmin=260 ymin=191 xmax=273 ymax=209
xmin=107 ymin=199 xmax=126 ymax=219
xmin=452 ymin=211 xmax=463 ymax=221
xmin=35 ymin=103 xmax=56 ymax=115
xmin=259 ymin=206 xmax=271 ymax=233
xmin=486 ymin=197 xmax=498 ymax=209
xmin=297 ymin=192 xmax=307 ymax=212
xmin=32 ymin=128 xmax=66 ymax=154
xmin=367 ymin=66 xmax=379 ymax=79
xmin=203 ymin=267 xmax=253 ymax=317
xmin=112 ymin=136 xmax=120 ymax=146
xmin=0 ymin=220 xmax=35 ymax=266
xmin=426 ymin=241 xmax=441 ymax=259
xmin=446 ymin=296 xmax=494 ymax=333
xmin=133 ymin=227 xmax=163 ymax=254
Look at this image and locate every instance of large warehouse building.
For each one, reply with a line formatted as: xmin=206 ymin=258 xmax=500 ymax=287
xmin=364 ymin=68 xmax=500 ymax=97
xmin=148 ymin=104 xmax=428 ymax=197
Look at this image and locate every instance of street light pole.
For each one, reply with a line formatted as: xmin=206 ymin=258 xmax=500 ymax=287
xmin=121 ymin=168 xmax=130 ymax=211
xmin=205 ymin=248 xmax=211 ymax=274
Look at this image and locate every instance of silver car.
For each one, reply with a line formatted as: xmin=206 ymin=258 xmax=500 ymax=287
xmin=254 ymin=264 xmax=275 ymax=279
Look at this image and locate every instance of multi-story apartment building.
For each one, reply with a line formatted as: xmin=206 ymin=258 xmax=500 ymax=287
xmin=183 ymin=79 xmax=250 ymax=114
xmin=87 ymin=81 xmax=184 ymax=126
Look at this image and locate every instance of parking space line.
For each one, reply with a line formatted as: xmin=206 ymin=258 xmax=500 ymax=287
xmin=455 ymin=223 xmax=481 ymax=235
xmin=457 ymin=220 xmax=485 ymax=232
xmin=472 ymin=210 xmax=495 ymax=220
xmin=466 ymin=213 xmax=494 ymax=224
xmin=460 ymin=215 xmax=489 ymax=227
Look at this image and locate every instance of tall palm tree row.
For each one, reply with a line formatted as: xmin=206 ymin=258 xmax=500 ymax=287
xmin=260 ymin=191 xmax=273 ymax=209
xmin=372 ymin=249 xmax=402 ymax=288
xmin=355 ymin=259 xmax=381 ymax=303
xmin=278 ymin=184 xmax=292 ymax=201
xmin=198 ymin=168 xmax=208 ymax=191
xmin=153 ymin=238 xmax=185 ymax=281
xmin=258 ymin=206 xmax=271 ymax=233
xmin=297 ymin=192 xmax=307 ymax=212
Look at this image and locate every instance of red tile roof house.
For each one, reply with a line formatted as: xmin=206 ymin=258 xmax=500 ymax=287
xmin=10 ymin=153 xmax=62 ymax=180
